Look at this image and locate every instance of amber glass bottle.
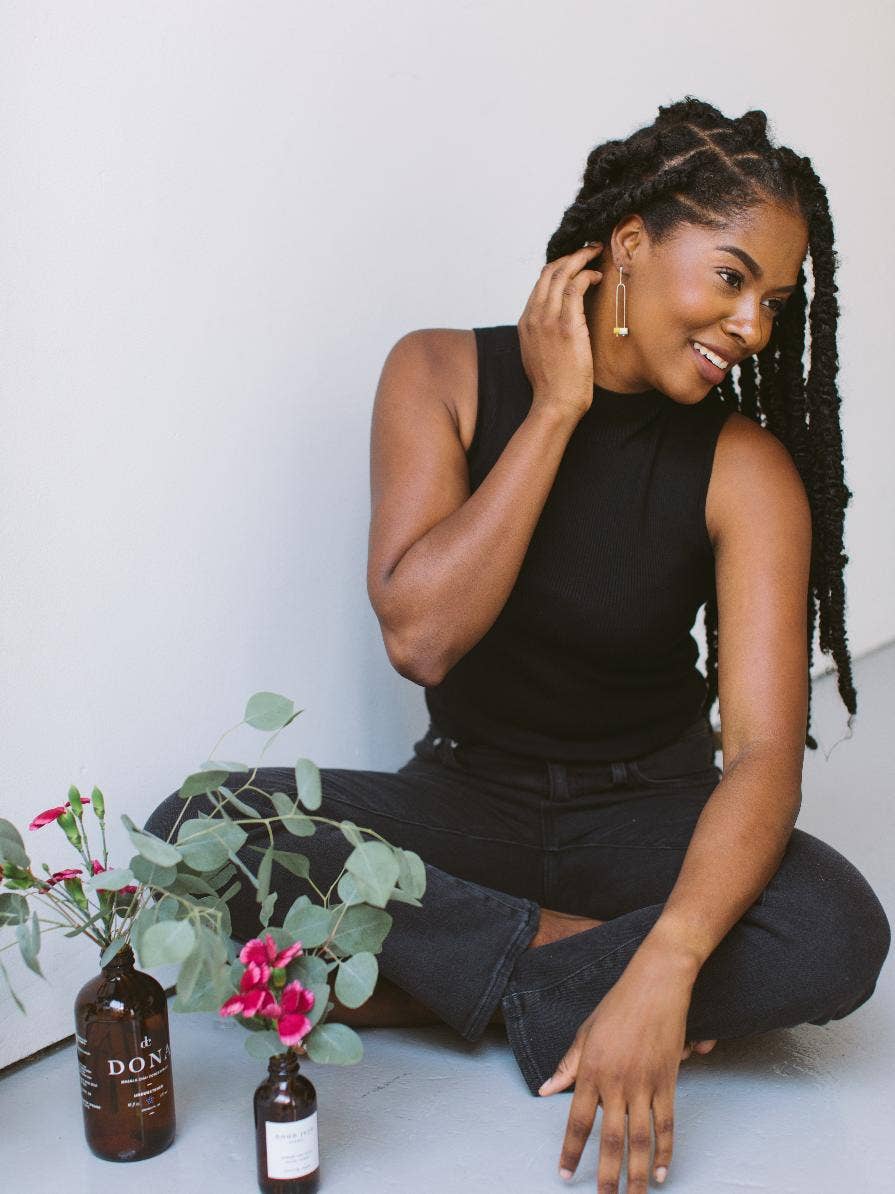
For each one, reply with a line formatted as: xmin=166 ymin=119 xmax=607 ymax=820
xmin=254 ymin=1048 xmax=320 ymax=1191
xmin=73 ymin=943 xmax=176 ymax=1162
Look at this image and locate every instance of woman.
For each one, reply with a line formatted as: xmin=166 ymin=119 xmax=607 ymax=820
xmin=144 ymin=97 xmax=890 ymax=1189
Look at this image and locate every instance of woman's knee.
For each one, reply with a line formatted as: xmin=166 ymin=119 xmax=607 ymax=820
xmin=783 ymin=830 xmax=891 ymax=1013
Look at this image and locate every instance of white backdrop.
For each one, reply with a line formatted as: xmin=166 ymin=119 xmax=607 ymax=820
xmin=2 ymin=0 xmax=892 ymax=1068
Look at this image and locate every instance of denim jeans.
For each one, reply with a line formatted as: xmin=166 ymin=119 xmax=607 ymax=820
xmin=143 ymin=713 xmax=891 ymax=1096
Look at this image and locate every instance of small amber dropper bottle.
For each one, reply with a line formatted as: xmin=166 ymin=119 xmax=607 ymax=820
xmin=254 ymin=1047 xmax=320 ymax=1191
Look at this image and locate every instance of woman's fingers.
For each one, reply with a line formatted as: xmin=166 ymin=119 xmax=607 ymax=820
xmin=543 ymin=246 xmax=602 ymax=324
xmin=558 ymin=1079 xmax=601 ymax=1179
xmin=625 ymin=1098 xmax=655 ymax=1193
xmin=595 ymin=1096 xmax=628 ymax=1190
xmin=651 ymin=1083 xmax=677 ymax=1183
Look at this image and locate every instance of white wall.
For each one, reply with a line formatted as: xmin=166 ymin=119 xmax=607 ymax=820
xmin=2 ymin=0 xmax=892 ymax=1069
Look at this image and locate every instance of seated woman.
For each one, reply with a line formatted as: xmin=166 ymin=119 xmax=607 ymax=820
xmin=144 ymin=96 xmax=890 ymax=1191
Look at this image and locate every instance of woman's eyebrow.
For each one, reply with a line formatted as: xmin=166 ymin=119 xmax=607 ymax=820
xmin=715 ymin=244 xmax=798 ymax=293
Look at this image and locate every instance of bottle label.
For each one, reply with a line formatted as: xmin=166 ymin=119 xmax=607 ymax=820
xmin=265 ymin=1112 xmax=319 ymax=1179
xmin=77 ymin=1028 xmax=172 ymax=1118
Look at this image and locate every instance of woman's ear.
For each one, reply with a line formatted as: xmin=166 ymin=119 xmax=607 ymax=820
xmin=611 ymin=215 xmax=647 ymax=273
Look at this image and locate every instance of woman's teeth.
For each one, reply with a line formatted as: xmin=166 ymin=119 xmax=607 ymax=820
xmin=691 ymin=341 xmax=729 ymax=371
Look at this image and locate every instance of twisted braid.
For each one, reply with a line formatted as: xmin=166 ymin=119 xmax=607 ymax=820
xmin=545 ymin=97 xmax=856 ymax=751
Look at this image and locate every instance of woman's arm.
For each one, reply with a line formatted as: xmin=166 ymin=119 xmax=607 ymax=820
xmin=639 ymin=413 xmax=812 ymax=968
xmin=366 ymin=329 xmax=581 ymax=686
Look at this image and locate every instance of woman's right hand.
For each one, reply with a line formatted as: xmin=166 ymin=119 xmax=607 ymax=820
xmin=517 ymin=242 xmax=604 ymax=421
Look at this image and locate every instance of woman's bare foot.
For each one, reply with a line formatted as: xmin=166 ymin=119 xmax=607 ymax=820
xmin=527 ymin=905 xmax=605 ymax=949
xmin=681 ymin=1038 xmax=718 ymax=1061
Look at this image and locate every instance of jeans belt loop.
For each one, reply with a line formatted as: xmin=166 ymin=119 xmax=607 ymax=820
xmin=438 ymin=736 xmax=458 ymax=764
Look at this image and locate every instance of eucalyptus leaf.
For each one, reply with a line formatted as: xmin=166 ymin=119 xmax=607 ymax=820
xmin=200 ymin=760 xmax=249 ymax=774
xmin=217 ymin=880 xmax=242 ymax=904
xmin=256 ymin=847 xmax=274 ymax=906
xmin=303 ymin=981 xmax=332 ymax=1029
xmin=0 ymin=893 xmax=29 ymax=927
xmin=100 ymin=938 xmax=128 ymax=967
xmin=0 ymin=956 xmax=26 ymax=1014
xmin=396 ymin=848 xmax=427 ymax=899
xmin=294 ymin=759 xmax=322 ymax=811
xmin=384 ymin=889 xmax=423 ymax=908
xmin=334 ymin=952 xmax=378 ymax=1009
xmin=336 ymin=872 xmax=364 ymax=906
xmin=138 ymin=919 xmax=196 ymax=966
xmin=304 ymin=1021 xmax=363 ymax=1065
xmin=177 ymin=770 xmax=230 ymax=801
xmin=64 ymin=910 xmax=105 ymax=938
xmin=83 ymin=868 xmax=135 ymax=893
xmin=269 ymin=850 xmax=310 ymax=880
xmin=286 ymin=952 xmax=329 ymax=988
xmin=173 ymin=924 xmax=228 ymax=1007
xmin=0 ymin=819 xmax=25 ymax=851
xmin=330 ymin=904 xmax=393 ymax=955
xmin=345 ymin=841 xmax=400 ymax=908
xmin=259 ymin=892 xmax=278 ymax=928
xmin=172 ymin=961 xmax=233 ymax=1014
xmin=0 ymin=830 xmax=29 ymax=869
xmin=121 ymin=815 xmax=182 ymax=867
xmin=155 ymin=895 xmax=181 ymax=920
xmin=207 ymin=813 xmax=248 ymax=853
xmin=244 ymin=1030 xmax=288 ymax=1060
xmin=339 ymin=821 xmax=365 ymax=848
xmin=129 ymin=856 xmax=178 ymax=888
xmin=216 ymin=787 xmax=263 ymax=818
xmin=131 ymin=901 xmax=159 ymax=950
xmin=244 ymin=691 xmax=296 ymax=732
xmin=207 ymin=862 xmax=238 ymax=889
xmin=169 ymin=873 xmax=218 ymax=897
xmin=268 ymin=792 xmax=315 ymax=837
xmin=282 ymin=900 xmax=333 ymax=949
xmin=16 ymin=912 xmax=43 ymax=979
xmin=175 ymin=820 xmax=230 ymax=871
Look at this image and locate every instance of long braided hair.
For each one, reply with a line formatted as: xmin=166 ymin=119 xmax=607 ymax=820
xmin=545 ymin=96 xmax=854 ymax=751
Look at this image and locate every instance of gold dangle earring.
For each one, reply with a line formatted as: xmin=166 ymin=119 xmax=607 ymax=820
xmin=613 ymin=265 xmax=629 ymax=337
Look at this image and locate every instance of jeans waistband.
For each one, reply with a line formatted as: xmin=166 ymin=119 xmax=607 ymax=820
xmin=418 ymin=714 xmax=718 ymax=791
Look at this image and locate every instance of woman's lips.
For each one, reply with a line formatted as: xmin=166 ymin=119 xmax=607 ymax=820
xmin=690 ymin=341 xmax=726 ymax=383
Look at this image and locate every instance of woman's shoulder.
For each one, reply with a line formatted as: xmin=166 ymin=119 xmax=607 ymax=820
xmin=706 ymin=410 xmax=809 ymax=548
xmin=395 ymin=327 xmax=480 ymax=452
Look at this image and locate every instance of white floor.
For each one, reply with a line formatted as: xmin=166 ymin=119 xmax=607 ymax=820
xmin=2 ymin=644 xmax=893 ymax=1192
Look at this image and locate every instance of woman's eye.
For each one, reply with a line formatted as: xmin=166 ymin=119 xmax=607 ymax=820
xmin=718 ymin=268 xmax=786 ymax=317
xmin=718 ymin=267 xmax=742 ymax=290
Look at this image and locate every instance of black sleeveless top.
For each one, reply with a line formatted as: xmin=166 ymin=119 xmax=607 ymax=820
xmin=423 ymin=324 xmax=734 ymax=762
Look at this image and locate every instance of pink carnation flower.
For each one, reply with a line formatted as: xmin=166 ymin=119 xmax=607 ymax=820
xmin=28 ymin=797 xmax=91 ymax=831
xmin=273 ymin=981 xmax=316 ymax=1046
xmin=239 ymin=933 xmax=304 ymax=970
xmin=43 ymin=867 xmax=83 ymax=888
xmin=219 ymin=960 xmax=278 ymax=1018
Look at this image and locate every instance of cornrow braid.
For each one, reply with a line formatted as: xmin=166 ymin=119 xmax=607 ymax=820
xmin=545 ymin=97 xmax=857 ymax=752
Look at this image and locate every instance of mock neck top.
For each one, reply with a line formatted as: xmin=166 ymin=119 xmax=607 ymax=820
xmin=423 ymin=324 xmax=733 ymax=762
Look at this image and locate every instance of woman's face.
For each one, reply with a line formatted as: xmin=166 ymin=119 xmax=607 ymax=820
xmin=585 ymin=199 xmax=809 ymax=404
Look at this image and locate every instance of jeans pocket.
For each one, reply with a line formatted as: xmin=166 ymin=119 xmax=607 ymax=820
xmin=628 ymin=759 xmax=722 ymax=789
xmin=627 ymin=719 xmax=720 ymax=788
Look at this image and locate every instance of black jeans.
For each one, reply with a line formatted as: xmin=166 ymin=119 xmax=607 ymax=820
xmin=143 ymin=714 xmax=891 ymax=1096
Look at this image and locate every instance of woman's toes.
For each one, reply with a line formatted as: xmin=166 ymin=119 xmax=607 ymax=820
xmin=693 ymin=1039 xmax=717 ymax=1054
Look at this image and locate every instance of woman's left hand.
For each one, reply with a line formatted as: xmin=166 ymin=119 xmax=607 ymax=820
xmin=538 ymin=947 xmax=698 ymax=1188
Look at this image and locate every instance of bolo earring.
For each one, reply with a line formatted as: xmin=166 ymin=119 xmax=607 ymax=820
xmin=613 ymin=265 xmax=629 ymax=337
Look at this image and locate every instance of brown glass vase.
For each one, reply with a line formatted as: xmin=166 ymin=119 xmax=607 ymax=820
xmin=254 ymin=1048 xmax=320 ymax=1191
xmin=73 ymin=943 xmax=176 ymax=1161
